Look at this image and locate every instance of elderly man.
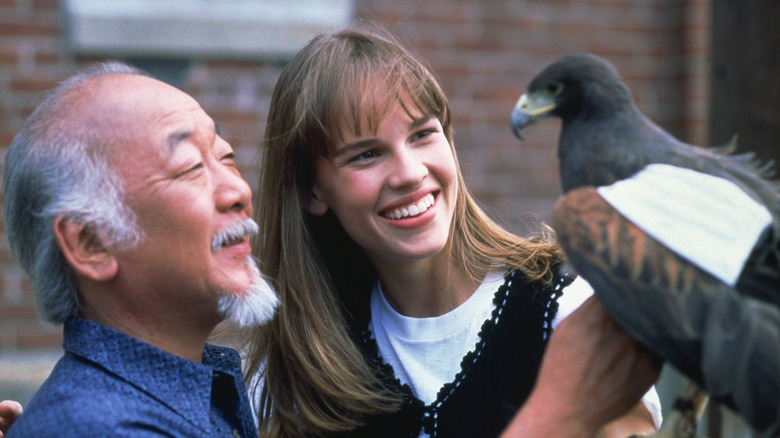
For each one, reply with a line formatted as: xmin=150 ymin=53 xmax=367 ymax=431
xmin=2 ymin=62 xmax=279 ymax=437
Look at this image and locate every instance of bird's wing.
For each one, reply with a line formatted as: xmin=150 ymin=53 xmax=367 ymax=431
xmin=595 ymin=163 xmax=772 ymax=287
xmin=550 ymin=161 xmax=776 ymax=374
xmin=552 ymin=186 xmax=780 ymax=434
xmin=653 ymin=141 xmax=780 ymax=307
xmin=551 ymin=186 xmax=722 ymax=384
xmin=646 ymin=134 xmax=780 ymax=232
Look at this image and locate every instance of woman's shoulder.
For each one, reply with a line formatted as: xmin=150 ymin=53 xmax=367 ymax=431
xmin=500 ymin=268 xmax=591 ymax=330
xmin=552 ymin=276 xmax=593 ymax=328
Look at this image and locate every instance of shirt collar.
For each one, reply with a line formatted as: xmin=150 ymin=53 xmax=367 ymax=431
xmin=63 ymin=318 xmax=244 ymax=431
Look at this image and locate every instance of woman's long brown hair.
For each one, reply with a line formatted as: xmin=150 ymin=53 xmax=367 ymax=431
xmin=243 ymin=22 xmax=563 ymax=437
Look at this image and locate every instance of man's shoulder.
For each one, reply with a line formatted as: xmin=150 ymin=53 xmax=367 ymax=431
xmin=9 ymin=399 xmax=195 ymax=437
xmin=10 ymin=386 xmax=197 ymax=437
xmin=7 ymin=354 xmax=195 ymax=437
xmin=29 ymin=351 xmax=137 ymax=399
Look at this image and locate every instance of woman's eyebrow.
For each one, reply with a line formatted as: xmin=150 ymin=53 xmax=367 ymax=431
xmin=330 ymin=114 xmax=436 ymax=159
xmin=408 ymin=114 xmax=434 ymax=130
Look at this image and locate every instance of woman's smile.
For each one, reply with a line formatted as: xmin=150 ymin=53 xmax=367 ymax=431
xmin=381 ymin=193 xmax=435 ymax=220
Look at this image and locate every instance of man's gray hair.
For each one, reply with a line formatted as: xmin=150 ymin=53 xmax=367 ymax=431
xmin=3 ymin=62 xmax=147 ymax=324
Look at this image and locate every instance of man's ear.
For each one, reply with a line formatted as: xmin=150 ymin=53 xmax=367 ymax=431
xmin=53 ymin=214 xmax=118 ymax=282
xmin=305 ymin=185 xmax=328 ymax=216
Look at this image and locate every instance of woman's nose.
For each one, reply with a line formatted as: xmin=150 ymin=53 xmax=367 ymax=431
xmin=387 ymin=147 xmax=429 ymax=188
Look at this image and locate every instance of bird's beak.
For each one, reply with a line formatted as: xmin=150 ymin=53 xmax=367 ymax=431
xmin=511 ymin=92 xmax=556 ymax=140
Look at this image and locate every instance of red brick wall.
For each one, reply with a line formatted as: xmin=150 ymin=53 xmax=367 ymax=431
xmin=0 ymin=0 xmax=711 ymax=350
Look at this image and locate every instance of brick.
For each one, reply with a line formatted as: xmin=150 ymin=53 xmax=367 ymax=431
xmin=0 ymin=249 xmax=19 ymax=264
xmin=34 ymin=50 xmax=60 ymax=65
xmin=0 ymin=48 xmax=20 ymax=65
xmin=9 ymin=76 xmax=59 ymax=92
xmin=32 ymin=0 xmax=58 ymax=8
xmin=0 ymin=20 xmax=59 ymax=37
xmin=0 ymin=305 xmax=38 ymax=320
xmin=17 ymin=327 xmax=62 ymax=350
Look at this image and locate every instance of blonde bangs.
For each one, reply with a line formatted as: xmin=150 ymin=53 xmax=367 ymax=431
xmin=293 ymin=29 xmax=451 ymax=159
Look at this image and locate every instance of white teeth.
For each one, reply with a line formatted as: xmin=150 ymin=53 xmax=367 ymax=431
xmin=384 ymin=194 xmax=435 ymax=220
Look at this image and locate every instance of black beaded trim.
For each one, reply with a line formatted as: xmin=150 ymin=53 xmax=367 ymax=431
xmin=359 ymin=327 xmax=423 ymax=437
xmin=359 ymin=270 xmax=572 ymax=437
xmin=542 ymin=272 xmax=572 ymax=340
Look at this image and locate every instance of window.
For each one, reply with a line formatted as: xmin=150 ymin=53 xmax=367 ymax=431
xmin=64 ymin=0 xmax=354 ymax=59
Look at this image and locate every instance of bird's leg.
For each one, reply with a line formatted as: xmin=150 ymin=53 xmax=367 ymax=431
xmin=658 ymin=381 xmax=709 ymax=436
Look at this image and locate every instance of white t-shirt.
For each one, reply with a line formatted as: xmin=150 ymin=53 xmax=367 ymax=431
xmin=369 ymin=273 xmax=663 ymax=436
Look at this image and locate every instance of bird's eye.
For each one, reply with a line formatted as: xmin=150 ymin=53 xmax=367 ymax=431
xmin=545 ymin=81 xmax=563 ymax=96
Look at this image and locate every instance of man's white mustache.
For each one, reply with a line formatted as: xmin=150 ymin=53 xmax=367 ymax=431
xmin=212 ymin=218 xmax=258 ymax=252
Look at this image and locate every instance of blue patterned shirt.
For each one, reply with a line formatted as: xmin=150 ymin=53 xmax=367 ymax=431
xmin=8 ymin=318 xmax=258 ymax=437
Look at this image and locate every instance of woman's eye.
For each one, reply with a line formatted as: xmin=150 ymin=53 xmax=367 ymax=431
xmin=411 ymin=129 xmax=435 ymax=142
xmin=350 ymin=150 xmax=378 ymax=163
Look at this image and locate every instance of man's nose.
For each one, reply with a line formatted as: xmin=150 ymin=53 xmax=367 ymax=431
xmin=215 ymin=165 xmax=252 ymax=213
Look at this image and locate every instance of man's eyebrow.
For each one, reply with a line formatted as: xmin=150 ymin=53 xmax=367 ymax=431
xmin=166 ymin=120 xmax=220 ymax=150
xmin=167 ymin=130 xmax=193 ymax=151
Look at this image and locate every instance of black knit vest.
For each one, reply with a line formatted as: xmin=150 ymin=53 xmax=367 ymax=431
xmin=345 ymin=270 xmax=572 ymax=438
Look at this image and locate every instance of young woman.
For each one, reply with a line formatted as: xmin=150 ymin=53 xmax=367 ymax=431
xmin=245 ymin=23 xmax=661 ymax=437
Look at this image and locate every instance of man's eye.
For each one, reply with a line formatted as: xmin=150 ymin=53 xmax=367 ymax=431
xmin=174 ymin=163 xmax=203 ymax=178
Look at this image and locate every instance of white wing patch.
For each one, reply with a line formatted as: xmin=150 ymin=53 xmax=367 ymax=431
xmin=596 ymin=163 xmax=772 ymax=286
